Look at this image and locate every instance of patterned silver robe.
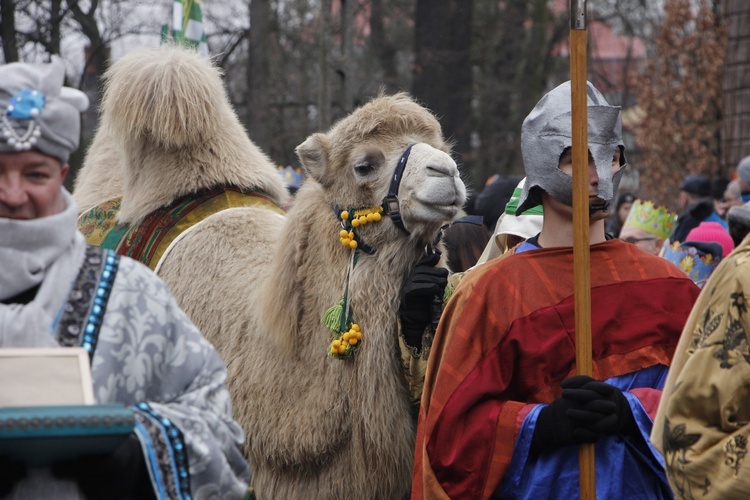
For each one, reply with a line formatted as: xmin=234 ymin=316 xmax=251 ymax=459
xmin=2 ymin=239 xmax=250 ymax=499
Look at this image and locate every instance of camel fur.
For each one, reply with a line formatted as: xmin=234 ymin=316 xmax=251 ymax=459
xmin=72 ymin=122 xmax=123 ymax=213
xmin=238 ymin=93 xmax=467 ymax=499
xmin=73 ymin=45 xmax=288 ymax=220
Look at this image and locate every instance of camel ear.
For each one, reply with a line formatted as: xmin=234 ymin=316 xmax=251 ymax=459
xmin=296 ymin=133 xmax=330 ymax=183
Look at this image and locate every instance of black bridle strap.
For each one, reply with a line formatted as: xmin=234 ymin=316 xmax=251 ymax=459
xmin=382 ymin=144 xmax=414 ymax=235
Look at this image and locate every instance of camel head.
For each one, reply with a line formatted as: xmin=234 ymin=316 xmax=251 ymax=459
xmin=295 ymin=93 xmax=466 ymax=246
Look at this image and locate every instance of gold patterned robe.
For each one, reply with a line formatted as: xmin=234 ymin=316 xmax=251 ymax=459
xmin=653 ymin=234 xmax=750 ymax=498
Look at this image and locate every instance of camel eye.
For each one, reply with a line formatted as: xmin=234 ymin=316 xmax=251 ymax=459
xmin=354 ymin=162 xmax=375 ymax=176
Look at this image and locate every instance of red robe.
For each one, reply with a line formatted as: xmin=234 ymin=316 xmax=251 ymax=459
xmin=412 ymin=239 xmax=700 ymax=499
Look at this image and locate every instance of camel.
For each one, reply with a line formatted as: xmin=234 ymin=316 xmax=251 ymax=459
xmin=74 ymin=46 xmax=466 ymax=498
xmin=226 ymin=93 xmax=468 ymax=499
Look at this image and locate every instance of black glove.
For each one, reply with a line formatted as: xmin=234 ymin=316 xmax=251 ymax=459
xmin=563 ymin=376 xmax=636 ymax=437
xmin=531 ymin=375 xmax=635 ymax=452
xmin=52 ymin=434 xmax=155 ymax=499
xmin=398 ymin=250 xmax=449 ymax=351
xmin=531 ymin=394 xmax=603 ymax=453
xmin=0 ymin=457 xmax=26 ymax=497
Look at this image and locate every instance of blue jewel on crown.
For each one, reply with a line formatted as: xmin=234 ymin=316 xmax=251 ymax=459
xmin=1 ymin=89 xmax=45 ymax=151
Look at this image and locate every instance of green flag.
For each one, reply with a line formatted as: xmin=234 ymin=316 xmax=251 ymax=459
xmin=161 ymin=0 xmax=209 ymax=57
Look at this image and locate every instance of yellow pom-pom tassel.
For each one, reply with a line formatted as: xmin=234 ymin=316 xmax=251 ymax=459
xmin=349 ymin=240 xmax=358 ymax=249
xmin=351 ymin=218 xmax=360 ymax=227
xmin=339 ymin=229 xmax=349 ymax=238
xmin=349 ymin=337 xmax=358 ymax=345
xmin=341 ymin=211 xmax=349 ymax=220
xmin=372 ymin=212 xmax=382 ymax=222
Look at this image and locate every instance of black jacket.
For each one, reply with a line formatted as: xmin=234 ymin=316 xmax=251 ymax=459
xmin=671 ymin=199 xmax=715 ymax=243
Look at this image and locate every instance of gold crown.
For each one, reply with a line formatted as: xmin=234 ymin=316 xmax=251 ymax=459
xmin=623 ymin=199 xmax=676 ymax=239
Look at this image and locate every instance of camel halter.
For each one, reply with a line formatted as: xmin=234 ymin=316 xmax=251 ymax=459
xmin=382 ymin=144 xmax=414 ymax=235
xmin=324 ymin=145 xmax=419 ymax=359
xmin=325 ymin=144 xmax=449 ymax=360
xmin=333 ymin=144 xmax=415 ymax=254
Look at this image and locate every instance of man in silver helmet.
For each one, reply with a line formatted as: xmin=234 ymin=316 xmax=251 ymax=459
xmin=0 ymin=60 xmax=250 ymax=498
xmin=413 ymin=81 xmax=700 ymax=499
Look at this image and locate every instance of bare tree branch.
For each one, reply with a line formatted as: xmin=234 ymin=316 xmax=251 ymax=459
xmin=0 ymin=0 xmax=19 ymax=62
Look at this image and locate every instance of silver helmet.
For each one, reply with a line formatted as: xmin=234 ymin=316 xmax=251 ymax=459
xmin=516 ymin=80 xmax=626 ymax=215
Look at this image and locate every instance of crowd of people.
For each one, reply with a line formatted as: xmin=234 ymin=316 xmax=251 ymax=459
xmin=3 ymin=48 xmax=750 ymax=499
xmin=467 ymin=158 xmax=750 ymax=290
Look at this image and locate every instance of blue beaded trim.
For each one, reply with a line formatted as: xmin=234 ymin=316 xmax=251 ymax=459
xmin=136 ymin=402 xmax=192 ymax=500
xmin=56 ymin=246 xmax=120 ymax=359
xmin=81 ymin=250 xmax=119 ymax=357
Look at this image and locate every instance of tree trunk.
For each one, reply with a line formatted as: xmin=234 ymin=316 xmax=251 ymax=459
xmin=369 ymin=0 xmax=399 ymax=93
xmin=67 ymin=0 xmax=109 ymax=95
xmin=722 ymin=0 xmax=750 ymax=173
xmin=66 ymin=0 xmax=109 ymax=184
xmin=338 ymin=0 xmax=355 ymax=114
xmin=412 ymin=0 xmax=473 ymax=168
xmin=248 ymin=0 xmax=271 ymax=151
xmin=318 ymin=0 xmax=332 ymax=129
xmin=50 ymin=0 xmax=63 ymax=55
xmin=0 ymin=0 xmax=18 ymax=62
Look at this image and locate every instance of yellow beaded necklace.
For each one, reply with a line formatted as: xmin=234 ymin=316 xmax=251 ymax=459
xmin=337 ymin=206 xmax=384 ymax=249
xmin=321 ymin=205 xmax=384 ymax=360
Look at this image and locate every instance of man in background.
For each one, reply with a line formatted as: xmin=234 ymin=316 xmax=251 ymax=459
xmin=672 ymin=174 xmax=728 ymax=243
xmin=619 ymin=199 xmax=675 ymax=256
xmin=735 ymin=156 xmax=750 ymax=203
xmin=716 ymin=179 xmax=744 ymax=219
xmin=727 ymin=201 xmax=750 ymax=247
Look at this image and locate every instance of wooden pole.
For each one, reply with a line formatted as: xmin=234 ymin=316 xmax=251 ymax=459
xmin=570 ymin=1 xmax=595 ymax=499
